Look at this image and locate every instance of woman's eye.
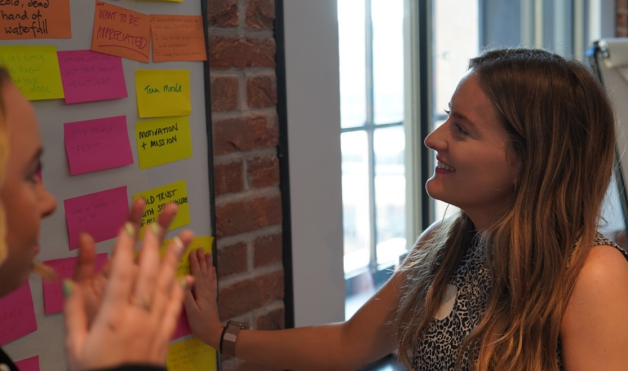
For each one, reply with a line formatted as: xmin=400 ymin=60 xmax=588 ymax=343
xmin=454 ymin=123 xmax=468 ymax=136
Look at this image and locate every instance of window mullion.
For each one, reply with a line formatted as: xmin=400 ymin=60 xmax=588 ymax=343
xmin=365 ymin=0 xmax=378 ymax=272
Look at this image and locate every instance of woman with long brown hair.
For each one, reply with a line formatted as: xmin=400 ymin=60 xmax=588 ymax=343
xmin=185 ymin=48 xmax=628 ymax=370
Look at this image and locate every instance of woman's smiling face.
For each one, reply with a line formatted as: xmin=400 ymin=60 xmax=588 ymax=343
xmin=424 ymin=71 xmax=519 ymax=231
xmin=0 ymin=81 xmax=57 ymax=296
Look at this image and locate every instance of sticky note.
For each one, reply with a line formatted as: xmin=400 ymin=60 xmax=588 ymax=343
xmin=133 ymin=180 xmax=190 ymax=239
xmin=64 ymin=116 xmax=134 ymax=175
xmin=0 ymin=45 xmax=64 ymax=101
xmin=0 ymin=281 xmax=37 ymax=346
xmin=0 ymin=0 xmax=71 ymax=40
xmin=92 ymin=1 xmax=150 ymax=63
xmin=64 ymin=187 xmax=129 ymax=250
xmin=151 ymin=15 xmax=207 ymax=62
xmin=135 ymin=116 xmax=192 ymax=169
xmin=135 ymin=70 xmax=191 ymax=118
xmin=171 ymin=308 xmax=192 ymax=340
xmin=14 ymin=356 xmax=39 ymax=371
xmin=57 ymin=50 xmax=128 ymax=104
xmin=160 ymin=236 xmax=213 ymax=278
xmin=42 ymin=254 xmax=108 ymax=314
xmin=166 ymin=338 xmax=216 ymax=371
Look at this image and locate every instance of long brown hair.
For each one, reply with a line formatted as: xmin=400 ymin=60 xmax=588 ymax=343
xmin=395 ymin=49 xmax=616 ymax=370
xmin=0 ymin=68 xmax=11 ymax=265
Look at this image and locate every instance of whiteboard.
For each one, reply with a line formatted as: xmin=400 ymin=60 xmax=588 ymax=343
xmin=0 ymin=1 xmax=215 ymax=369
xmin=591 ymin=38 xmax=628 ymax=236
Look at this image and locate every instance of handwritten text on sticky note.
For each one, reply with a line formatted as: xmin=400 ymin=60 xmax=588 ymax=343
xmin=151 ymin=15 xmax=207 ymax=62
xmin=167 ymin=338 xmax=216 ymax=371
xmin=135 ymin=70 xmax=191 ymax=118
xmin=65 ymin=116 xmax=134 ymax=175
xmin=92 ymin=1 xmax=150 ymax=63
xmin=64 ymin=187 xmax=129 ymax=250
xmin=0 ymin=0 xmax=71 ymax=40
xmin=136 ymin=116 xmax=192 ymax=169
xmin=133 ymin=180 xmax=189 ymax=239
xmin=57 ymin=50 xmax=128 ymax=104
xmin=42 ymin=254 xmax=108 ymax=314
xmin=0 ymin=45 xmax=64 ymax=101
xmin=0 ymin=281 xmax=37 ymax=346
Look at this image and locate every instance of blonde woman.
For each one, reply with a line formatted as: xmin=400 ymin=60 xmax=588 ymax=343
xmin=0 ymin=67 xmax=193 ymax=370
xmin=185 ymin=48 xmax=628 ymax=371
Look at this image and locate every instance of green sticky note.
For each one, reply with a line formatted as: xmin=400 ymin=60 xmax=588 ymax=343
xmin=136 ymin=116 xmax=193 ymax=169
xmin=0 ymin=45 xmax=64 ymax=101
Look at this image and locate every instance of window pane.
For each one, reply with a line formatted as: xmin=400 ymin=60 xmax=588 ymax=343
xmin=374 ymin=126 xmax=406 ymax=266
xmin=338 ymin=0 xmax=367 ymax=129
xmin=342 ymin=131 xmax=371 ymax=273
xmin=432 ymin=0 xmax=479 ymax=117
xmin=372 ymin=0 xmax=404 ymax=124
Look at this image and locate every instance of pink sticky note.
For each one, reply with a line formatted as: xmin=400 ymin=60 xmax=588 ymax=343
xmin=42 ymin=254 xmax=108 ymax=314
xmin=171 ymin=306 xmax=192 ymax=340
xmin=14 ymin=356 xmax=39 ymax=371
xmin=64 ymin=116 xmax=134 ymax=175
xmin=0 ymin=282 xmax=37 ymax=346
xmin=64 ymin=186 xmax=129 ymax=250
xmin=57 ymin=50 xmax=128 ymax=104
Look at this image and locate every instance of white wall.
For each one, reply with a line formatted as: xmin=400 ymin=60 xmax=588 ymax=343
xmin=283 ymin=0 xmax=346 ymax=326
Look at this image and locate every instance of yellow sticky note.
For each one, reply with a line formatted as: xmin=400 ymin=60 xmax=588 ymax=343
xmin=167 ymin=338 xmax=216 ymax=371
xmin=136 ymin=116 xmax=193 ymax=169
xmin=133 ymin=179 xmax=190 ymax=239
xmin=135 ymin=70 xmax=191 ymax=118
xmin=0 ymin=45 xmax=64 ymax=101
xmin=160 ymin=236 xmax=214 ymax=277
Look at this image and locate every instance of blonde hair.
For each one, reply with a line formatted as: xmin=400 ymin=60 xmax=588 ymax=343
xmin=0 ymin=68 xmax=11 ymax=265
xmin=396 ymin=49 xmax=616 ymax=370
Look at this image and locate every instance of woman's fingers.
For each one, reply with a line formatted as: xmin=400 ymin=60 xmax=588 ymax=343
xmin=63 ymin=281 xmax=88 ymax=368
xmin=131 ymin=223 xmax=162 ymax=314
xmin=150 ymin=230 xmax=194 ymax=320
xmin=100 ymin=223 xmax=138 ymax=313
xmin=74 ymin=233 xmax=96 ymax=282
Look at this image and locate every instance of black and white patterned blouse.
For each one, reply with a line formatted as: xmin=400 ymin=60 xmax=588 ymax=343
xmin=411 ymin=233 xmax=628 ymax=371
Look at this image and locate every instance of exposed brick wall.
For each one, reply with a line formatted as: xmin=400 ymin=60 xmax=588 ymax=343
xmin=618 ymin=0 xmax=627 ymax=36
xmin=208 ymin=0 xmax=284 ymax=370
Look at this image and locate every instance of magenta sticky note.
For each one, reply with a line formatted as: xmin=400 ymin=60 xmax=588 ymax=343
xmin=171 ymin=306 xmax=192 ymax=340
xmin=14 ymin=356 xmax=39 ymax=371
xmin=57 ymin=50 xmax=128 ymax=104
xmin=64 ymin=116 xmax=134 ymax=175
xmin=64 ymin=186 xmax=129 ymax=250
xmin=42 ymin=254 xmax=108 ymax=314
xmin=0 ymin=281 xmax=37 ymax=346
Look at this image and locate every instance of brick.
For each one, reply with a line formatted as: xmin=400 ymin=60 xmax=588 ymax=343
xmin=209 ymin=0 xmax=238 ymax=27
xmin=247 ymin=155 xmax=280 ymax=189
xmin=210 ymin=36 xmax=276 ymax=70
xmin=246 ymin=0 xmax=275 ymax=30
xmin=218 ymin=270 xmax=284 ymax=319
xmin=214 ymin=160 xmax=245 ymax=196
xmin=253 ymin=233 xmax=282 ymax=268
xmin=247 ymin=75 xmax=277 ymax=109
xmin=211 ymin=76 xmax=239 ymax=112
xmin=257 ymin=306 xmax=285 ymax=331
xmin=216 ymin=194 xmax=282 ymax=238
xmin=217 ymin=242 xmax=248 ymax=280
xmin=619 ymin=28 xmax=628 ymax=37
xmin=617 ymin=12 xmax=628 ymax=29
xmin=619 ymin=0 xmax=628 ymax=11
xmin=213 ymin=115 xmax=279 ymax=155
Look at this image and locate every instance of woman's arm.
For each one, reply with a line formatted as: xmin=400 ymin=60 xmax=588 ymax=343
xmin=561 ymin=244 xmax=628 ymax=371
xmin=185 ymin=220 xmax=443 ymax=371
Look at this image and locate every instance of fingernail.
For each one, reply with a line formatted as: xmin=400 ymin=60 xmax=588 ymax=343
xmin=62 ymin=279 xmax=74 ymax=297
xmin=149 ymin=223 xmax=161 ymax=237
xmin=173 ymin=236 xmax=185 ymax=255
xmin=124 ymin=222 xmax=135 ymax=238
xmin=179 ymin=277 xmax=189 ymax=290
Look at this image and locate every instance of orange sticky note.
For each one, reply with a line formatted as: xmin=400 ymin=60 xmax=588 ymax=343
xmin=0 ymin=0 xmax=71 ymax=40
xmin=92 ymin=1 xmax=150 ymax=63
xmin=150 ymin=15 xmax=207 ymax=62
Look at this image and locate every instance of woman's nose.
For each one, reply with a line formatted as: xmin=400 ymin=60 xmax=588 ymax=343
xmin=424 ymin=124 xmax=448 ymax=152
xmin=38 ymin=182 xmax=57 ymax=218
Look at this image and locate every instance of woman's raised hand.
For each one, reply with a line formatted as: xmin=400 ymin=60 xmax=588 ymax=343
xmin=63 ymin=207 xmax=194 ymax=370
